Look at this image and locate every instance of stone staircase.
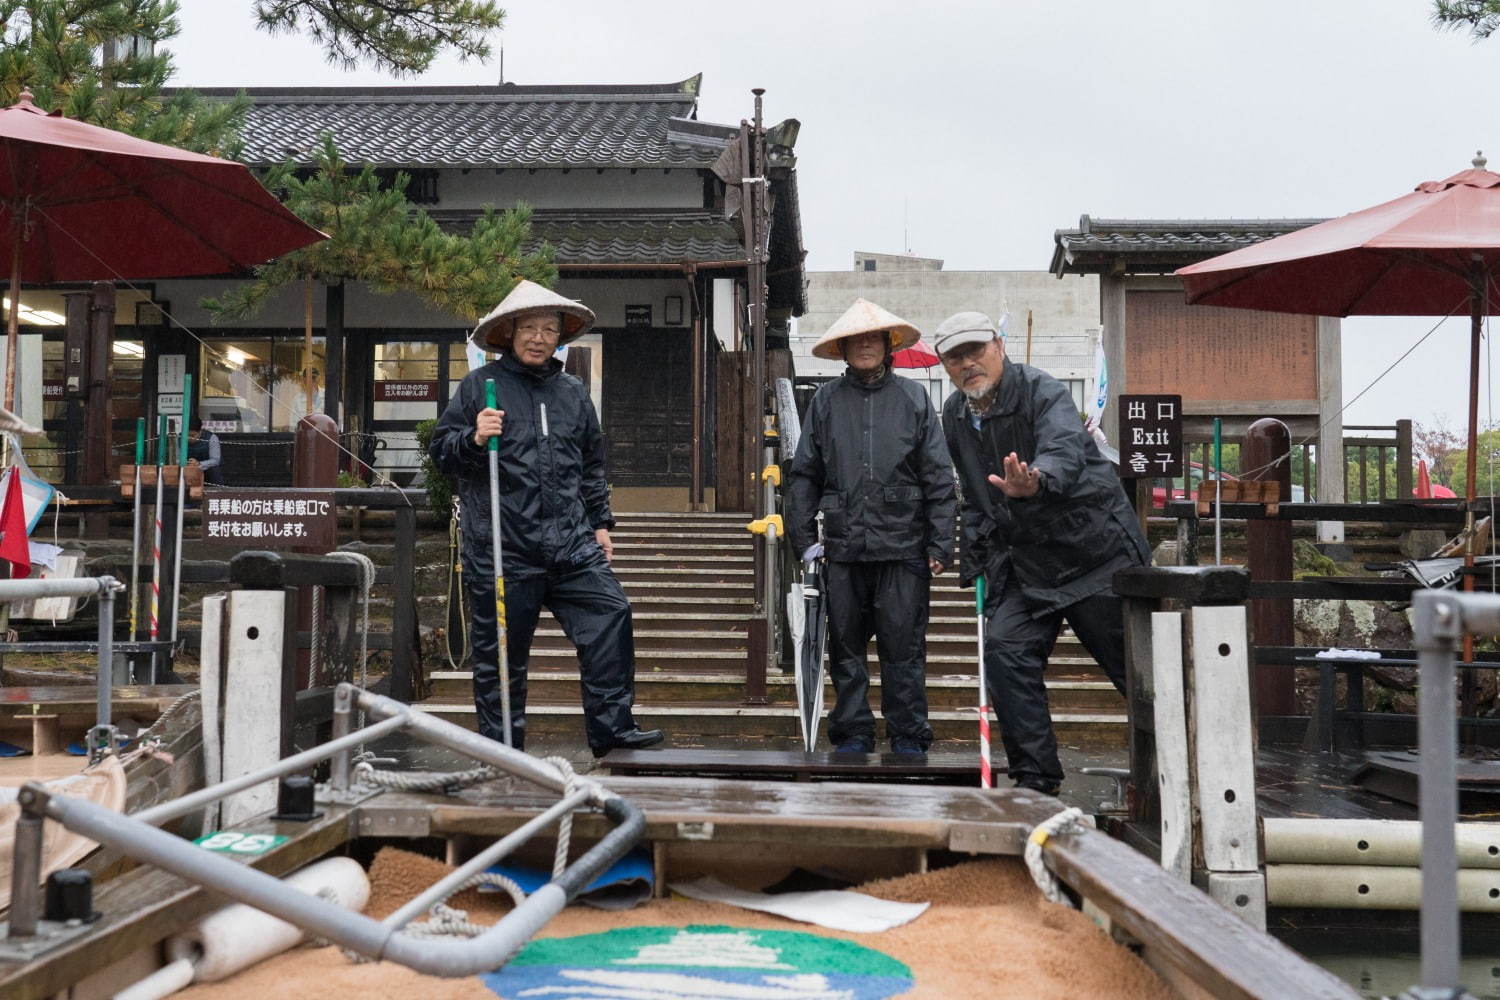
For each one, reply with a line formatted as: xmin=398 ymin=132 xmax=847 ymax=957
xmin=415 ymin=511 xmax=1127 ymax=749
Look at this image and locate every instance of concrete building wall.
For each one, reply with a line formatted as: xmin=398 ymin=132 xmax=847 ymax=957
xmin=790 ymin=267 xmax=1102 ymax=407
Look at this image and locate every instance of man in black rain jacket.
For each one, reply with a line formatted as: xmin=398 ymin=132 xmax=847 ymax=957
xmin=429 ymin=279 xmax=663 ymax=757
xmin=787 ymin=299 xmax=957 ymax=754
xmin=935 ymin=310 xmax=1149 ymax=794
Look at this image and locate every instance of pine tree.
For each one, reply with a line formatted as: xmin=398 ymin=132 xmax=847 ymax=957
xmin=0 ymin=1 xmax=249 ymax=154
xmin=253 ymin=1 xmax=506 ymax=76
xmin=1433 ymin=0 xmax=1500 ymax=39
xmin=201 ymin=133 xmax=555 ymax=324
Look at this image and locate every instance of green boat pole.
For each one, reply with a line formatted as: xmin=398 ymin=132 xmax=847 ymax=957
xmin=129 ymin=417 xmax=144 ymax=643
xmin=1213 ymin=417 xmax=1223 ymax=566
xmin=168 ymin=376 xmax=192 ymax=650
xmin=484 ymin=379 xmax=512 ymax=746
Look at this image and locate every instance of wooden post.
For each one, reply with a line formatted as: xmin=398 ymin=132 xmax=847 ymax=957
xmin=1152 ymin=611 xmax=1191 ymax=880
xmin=391 ymin=503 xmax=417 ymax=703
xmin=1395 ymin=418 xmax=1414 ymax=501
xmin=324 ymin=281 xmax=344 ymax=427
xmin=1243 ymin=417 xmax=1295 ymax=717
xmin=1186 ymin=603 xmax=1266 ymax=929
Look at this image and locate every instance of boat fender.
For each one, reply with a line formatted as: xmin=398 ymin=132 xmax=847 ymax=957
xmin=168 ymin=856 xmax=369 ymax=984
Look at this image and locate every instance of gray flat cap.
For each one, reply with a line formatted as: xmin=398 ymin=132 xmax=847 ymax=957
xmin=932 ymin=311 xmax=998 ymax=357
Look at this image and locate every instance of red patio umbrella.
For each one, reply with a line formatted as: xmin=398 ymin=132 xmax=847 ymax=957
xmin=891 ymin=338 xmax=940 ymax=368
xmin=1177 ymin=153 xmax=1500 ymax=506
xmin=1177 ymin=155 xmax=1500 ymax=993
xmin=0 ymin=89 xmax=325 ymax=407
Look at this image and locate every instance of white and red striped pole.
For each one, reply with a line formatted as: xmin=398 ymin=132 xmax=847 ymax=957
xmin=148 ymin=414 xmax=165 ymax=684
xmin=975 ymin=573 xmax=992 ymax=789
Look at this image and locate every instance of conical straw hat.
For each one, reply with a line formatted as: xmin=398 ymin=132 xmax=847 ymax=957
xmin=471 ymin=279 xmax=595 ymax=352
xmin=811 ymin=299 xmax=920 ymax=361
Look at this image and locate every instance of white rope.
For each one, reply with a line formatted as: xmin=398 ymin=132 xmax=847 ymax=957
xmin=1024 ymin=806 xmax=1085 ymax=906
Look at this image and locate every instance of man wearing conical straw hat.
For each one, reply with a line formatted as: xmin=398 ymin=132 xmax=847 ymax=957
xmin=429 ymin=280 xmax=664 ymax=757
xmin=786 ymin=299 xmax=957 ymax=755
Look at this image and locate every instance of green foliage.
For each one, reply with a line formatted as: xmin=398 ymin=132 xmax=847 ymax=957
xmin=1293 ymin=538 xmax=1339 ymax=579
xmin=1433 ymin=0 xmax=1500 ymax=39
xmin=0 ymin=0 xmax=249 ymax=155
xmin=336 ymin=469 xmax=368 ymax=488
xmin=252 ymin=0 xmax=505 ymax=76
xmin=413 ymin=418 xmax=452 ymax=519
xmin=201 ymin=134 xmax=555 ymax=324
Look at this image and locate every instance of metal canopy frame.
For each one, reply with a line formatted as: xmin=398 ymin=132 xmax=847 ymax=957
xmin=3 ymin=683 xmax=644 ymax=978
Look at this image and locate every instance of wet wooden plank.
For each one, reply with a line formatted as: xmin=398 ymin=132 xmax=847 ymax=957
xmin=1043 ymin=823 xmax=1361 ymax=999
xmin=0 ymin=806 xmax=353 ymax=1000
xmin=601 ymin=748 xmax=989 ymax=783
xmin=418 ymin=777 xmax=1035 ymax=849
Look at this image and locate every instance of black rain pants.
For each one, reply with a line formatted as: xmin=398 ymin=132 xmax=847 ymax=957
xmin=467 ymin=556 xmax=640 ymax=753
xmin=984 ymin=577 xmax=1128 ymax=790
xmin=825 ymin=560 xmax=934 ymax=749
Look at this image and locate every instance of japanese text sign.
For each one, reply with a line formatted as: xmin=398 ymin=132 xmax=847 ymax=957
xmin=201 ymin=489 xmax=337 ymax=548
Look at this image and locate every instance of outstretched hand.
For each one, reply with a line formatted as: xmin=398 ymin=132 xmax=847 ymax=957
xmin=987 ymin=452 xmax=1041 ymax=498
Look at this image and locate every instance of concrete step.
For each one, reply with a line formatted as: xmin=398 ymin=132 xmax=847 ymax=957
xmin=427 ymin=668 xmax=1123 ymax=711
xmin=439 ymin=648 xmax=1105 ymax=678
xmin=413 ymin=697 xmax=1127 ymax=744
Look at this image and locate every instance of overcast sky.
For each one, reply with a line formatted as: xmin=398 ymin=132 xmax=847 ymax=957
xmin=171 ymin=1 xmax=1500 ymax=435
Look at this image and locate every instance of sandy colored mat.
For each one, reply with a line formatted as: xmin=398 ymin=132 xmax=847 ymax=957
xmin=178 ymin=847 xmax=1170 ymax=1000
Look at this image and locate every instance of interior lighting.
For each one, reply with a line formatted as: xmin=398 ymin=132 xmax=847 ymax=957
xmin=0 ymin=298 xmax=65 ymax=326
xmin=112 ymin=341 xmax=144 ymax=358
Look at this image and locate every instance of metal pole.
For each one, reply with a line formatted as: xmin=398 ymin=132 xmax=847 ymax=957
xmin=129 ymin=417 xmax=143 ymax=642
xmin=976 ymin=574 xmax=992 ymax=788
xmin=330 ymin=684 xmax=353 ymax=792
xmin=381 ymin=787 xmax=592 ymax=931
xmin=93 ymin=585 xmax=114 ymax=758
xmin=484 ymin=378 xmax=512 ymax=746
xmin=169 ymin=375 xmax=192 ymax=650
xmin=1214 ymin=417 xmax=1223 ymax=566
xmin=149 ymin=414 xmax=166 ymax=684
xmin=1412 ymin=590 xmax=1461 ymax=993
xmin=7 ymin=796 xmax=42 ymax=938
xmin=131 ymin=713 xmax=408 ymax=828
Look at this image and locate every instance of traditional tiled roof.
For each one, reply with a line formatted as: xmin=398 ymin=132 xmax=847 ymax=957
xmin=182 ymin=77 xmax=726 ymax=169
xmin=1050 ymin=215 xmax=1328 ymax=275
xmin=434 ymin=209 xmax=745 ymax=267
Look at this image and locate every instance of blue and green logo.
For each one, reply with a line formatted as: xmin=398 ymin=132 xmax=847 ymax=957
xmin=483 ymin=924 xmax=914 ymax=999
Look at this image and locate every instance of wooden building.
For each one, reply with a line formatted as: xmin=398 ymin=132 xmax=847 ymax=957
xmin=1050 ymin=216 xmax=1343 ymax=503
xmin=21 ymin=76 xmax=806 ymax=511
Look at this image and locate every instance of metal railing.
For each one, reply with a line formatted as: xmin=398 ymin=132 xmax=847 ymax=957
xmin=4 ymin=683 xmax=645 ymax=976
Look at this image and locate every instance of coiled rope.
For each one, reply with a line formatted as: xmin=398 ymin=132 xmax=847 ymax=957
xmin=342 ymin=754 xmax=591 ymax=959
xmin=1024 ymin=806 xmax=1085 ymax=906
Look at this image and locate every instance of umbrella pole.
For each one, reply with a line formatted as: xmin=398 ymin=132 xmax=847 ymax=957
xmin=5 ymin=223 xmax=19 ymax=414
xmin=485 ymin=379 xmax=512 ymax=747
xmin=975 ymin=574 xmax=991 ymax=789
xmin=1463 ymin=271 xmax=1483 ymax=681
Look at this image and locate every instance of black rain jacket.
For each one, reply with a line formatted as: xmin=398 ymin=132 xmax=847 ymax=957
xmin=429 ymin=352 xmax=613 ymax=580
xmin=941 ymin=360 xmax=1149 ymax=614
xmin=787 ymin=367 xmax=957 ymax=566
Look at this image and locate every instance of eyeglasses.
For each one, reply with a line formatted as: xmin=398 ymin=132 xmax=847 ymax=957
xmin=940 ymin=340 xmax=991 ymax=367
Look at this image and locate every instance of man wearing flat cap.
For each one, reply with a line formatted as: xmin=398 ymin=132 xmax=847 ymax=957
xmin=787 ymin=299 xmax=957 ymax=755
xmin=429 ymin=279 xmax=663 ymax=757
xmin=936 ymin=311 xmax=1148 ymax=795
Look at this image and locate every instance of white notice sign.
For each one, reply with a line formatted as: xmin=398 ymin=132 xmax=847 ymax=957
xmin=157 ymin=354 xmax=186 ymax=393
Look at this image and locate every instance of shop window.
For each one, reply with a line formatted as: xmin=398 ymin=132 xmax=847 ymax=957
xmin=373 ymin=342 xmax=440 ymax=422
xmin=200 ymin=337 xmax=325 ymax=433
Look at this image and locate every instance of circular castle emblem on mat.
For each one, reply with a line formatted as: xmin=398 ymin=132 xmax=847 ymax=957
xmin=482 ymin=924 xmax=914 ymax=999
